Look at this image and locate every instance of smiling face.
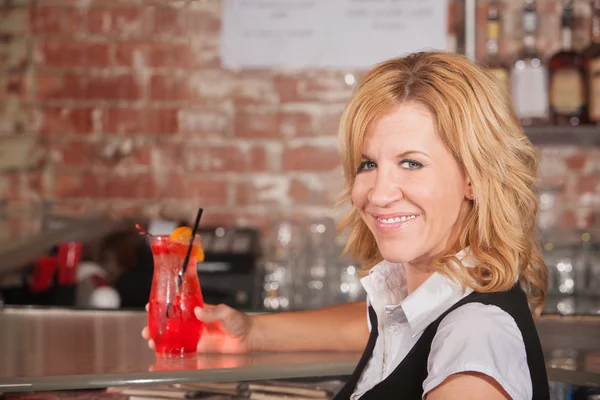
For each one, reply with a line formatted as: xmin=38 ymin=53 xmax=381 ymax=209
xmin=351 ymin=101 xmax=472 ymax=269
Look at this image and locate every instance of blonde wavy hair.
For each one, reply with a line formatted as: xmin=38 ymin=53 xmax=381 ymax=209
xmin=338 ymin=51 xmax=547 ymax=316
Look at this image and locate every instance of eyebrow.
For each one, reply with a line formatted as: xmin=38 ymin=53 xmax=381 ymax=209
xmin=360 ymin=150 xmax=430 ymax=159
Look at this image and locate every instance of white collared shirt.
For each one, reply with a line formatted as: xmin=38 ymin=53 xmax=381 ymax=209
xmin=351 ymin=251 xmax=532 ymax=400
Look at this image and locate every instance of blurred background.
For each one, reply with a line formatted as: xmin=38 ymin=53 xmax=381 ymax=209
xmin=0 ymin=0 xmax=599 ymax=316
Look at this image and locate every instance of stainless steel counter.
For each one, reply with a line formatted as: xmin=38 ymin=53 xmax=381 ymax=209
xmin=0 ymin=307 xmax=360 ymax=393
xmin=0 ymin=307 xmax=599 ymax=393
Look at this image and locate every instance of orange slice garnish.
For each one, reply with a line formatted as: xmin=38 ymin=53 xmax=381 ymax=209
xmin=170 ymin=226 xmax=192 ymax=240
xmin=169 ymin=226 xmax=205 ymax=262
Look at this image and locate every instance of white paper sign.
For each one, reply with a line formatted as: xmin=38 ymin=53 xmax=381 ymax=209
xmin=221 ymin=0 xmax=448 ymax=69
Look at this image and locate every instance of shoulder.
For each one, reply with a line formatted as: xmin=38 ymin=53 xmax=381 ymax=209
xmin=423 ymin=303 xmax=533 ymax=400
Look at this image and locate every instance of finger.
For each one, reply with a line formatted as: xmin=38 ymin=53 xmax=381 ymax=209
xmin=148 ymin=339 xmax=155 ymax=350
xmin=196 ymin=329 xmax=224 ymax=353
xmin=145 ymin=303 xmax=149 ymax=312
xmin=141 ymin=326 xmax=150 ymax=340
xmin=195 ymin=304 xmax=231 ymax=323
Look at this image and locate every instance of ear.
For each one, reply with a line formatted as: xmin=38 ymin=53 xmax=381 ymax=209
xmin=464 ymin=176 xmax=474 ymax=201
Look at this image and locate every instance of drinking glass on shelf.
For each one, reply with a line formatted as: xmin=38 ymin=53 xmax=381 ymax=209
xmin=260 ymin=220 xmax=306 ymax=311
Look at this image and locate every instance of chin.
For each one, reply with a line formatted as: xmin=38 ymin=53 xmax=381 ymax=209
xmin=377 ymin=242 xmax=422 ymax=264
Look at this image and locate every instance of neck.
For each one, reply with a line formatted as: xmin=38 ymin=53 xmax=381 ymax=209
xmin=403 ymin=199 xmax=472 ymax=294
xmin=404 ymin=263 xmax=434 ymax=295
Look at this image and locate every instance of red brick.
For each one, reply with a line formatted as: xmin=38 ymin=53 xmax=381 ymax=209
xmin=54 ymin=140 xmax=96 ymax=166
xmin=34 ymin=74 xmax=63 ymax=99
xmin=132 ymin=143 xmax=153 ymax=166
xmin=189 ymin=70 xmax=237 ymax=104
xmin=182 ymin=144 xmax=267 ymax=173
xmin=562 ymin=209 xmax=596 ymax=229
xmin=115 ymin=40 xmax=217 ymax=69
xmin=564 ymin=152 xmax=589 ymax=171
xmin=150 ymin=108 xmax=180 ymax=135
xmin=235 ymin=176 xmax=337 ymax=207
xmin=235 ymin=177 xmax=287 ymax=206
xmin=36 ymin=41 xmax=110 ymax=68
xmin=104 ymin=108 xmax=179 ymax=135
xmin=154 ymin=7 xmax=220 ymax=36
xmin=233 ymin=108 xmax=280 ymax=138
xmin=114 ymin=41 xmax=145 ymax=67
xmin=322 ymin=106 xmax=344 ymax=136
xmin=233 ymin=108 xmax=319 ymax=138
xmin=147 ymin=42 xmax=194 ymax=68
xmin=276 ymin=71 xmax=355 ymax=104
xmin=179 ymin=107 xmax=231 ymax=137
xmin=106 ymin=172 xmax=158 ymax=199
xmin=1 ymin=172 xmax=44 ymax=201
xmin=190 ymin=36 xmax=220 ymax=69
xmin=30 ymin=7 xmax=64 ymax=35
xmin=41 ymin=107 xmax=95 ymax=136
xmin=280 ymin=110 xmax=319 ymax=137
xmin=575 ymin=175 xmax=600 ymax=194
xmin=282 ymin=145 xmax=341 ymax=171
xmin=233 ymin=71 xmax=279 ymax=106
xmin=6 ymin=74 xmax=25 ymax=96
xmin=289 ymin=179 xmax=327 ymax=206
xmin=145 ymin=141 xmax=182 ymax=170
xmin=150 ymin=74 xmax=190 ymax=101
xmin=161 ymin=175 xmax=228 ymax=206
xmin=50 ymin=73 xmax=142 ymax=100
xmin=53 ymin=170 xmax=106 ymax=198
xmin=86 ymin=7 xmax=151 ymax=37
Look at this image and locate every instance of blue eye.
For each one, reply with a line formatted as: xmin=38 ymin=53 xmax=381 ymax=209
xmin=400 ymin=159 xmax=423 ymax=170
xmin=357 ymin=160 xmax=377 ymax=172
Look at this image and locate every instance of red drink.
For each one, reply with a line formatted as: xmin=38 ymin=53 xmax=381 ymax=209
xmin=148 ymin=236 xmax=205 ymax=357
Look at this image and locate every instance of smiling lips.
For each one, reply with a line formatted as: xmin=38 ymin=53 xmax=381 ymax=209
xmin=373 ymin=214 xmax=420 ymax=232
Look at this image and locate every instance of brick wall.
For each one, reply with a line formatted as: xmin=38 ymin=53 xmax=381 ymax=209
xmin=0 ymin=0 xmax=598 ymax=233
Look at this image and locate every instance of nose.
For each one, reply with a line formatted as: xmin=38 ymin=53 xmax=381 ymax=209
xmin=367 ymin=170 xmax=403 ymax=207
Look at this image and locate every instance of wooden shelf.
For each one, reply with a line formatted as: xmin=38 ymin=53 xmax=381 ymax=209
xmin=524 ymin=125 xmax=600 ymax=146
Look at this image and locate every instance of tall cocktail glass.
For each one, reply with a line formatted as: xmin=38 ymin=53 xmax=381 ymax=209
xmin=147 ymin=235 xmax=204 ymax=357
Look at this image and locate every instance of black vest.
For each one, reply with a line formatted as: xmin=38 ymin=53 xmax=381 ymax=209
xmin=334 ymin=284 xmax=550 ymax=400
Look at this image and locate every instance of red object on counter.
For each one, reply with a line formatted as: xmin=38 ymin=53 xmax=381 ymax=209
xmin=30 ymin=256 xmax=58 ymax=293
xmin=56 ymin=241 xmax=82 ymax=286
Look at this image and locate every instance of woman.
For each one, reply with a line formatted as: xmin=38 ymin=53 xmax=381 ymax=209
xmin=330 ymin=51 xmax=549 ymax=399
xmin=144 ymin=51 xmax=549 ymax=399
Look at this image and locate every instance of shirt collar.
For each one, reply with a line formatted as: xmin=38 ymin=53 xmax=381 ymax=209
xmin=361 ymin=247 xmax=476 ymax=337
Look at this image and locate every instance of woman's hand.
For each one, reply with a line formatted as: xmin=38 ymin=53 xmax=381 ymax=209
xmin=141 ymin=303 xmax=260 ymax=354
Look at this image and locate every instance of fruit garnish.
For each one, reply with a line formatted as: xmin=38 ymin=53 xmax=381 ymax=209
xmin=169 ymin=226 xmax=205 ymax=262
xmin=170 ymin=226 xmax=192 ymax=240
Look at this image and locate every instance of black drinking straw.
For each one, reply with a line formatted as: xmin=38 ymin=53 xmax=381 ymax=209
xmin=178 ymin=207 xmax=203 ymax=283
xmin=166 ymin=207 xmax=203 ymax=318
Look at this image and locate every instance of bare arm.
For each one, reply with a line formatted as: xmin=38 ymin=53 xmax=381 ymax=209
xmin=252 ymin=301 xmax=369 ymax=352
xmin=144 ymin=301 xmax=368 ymax=354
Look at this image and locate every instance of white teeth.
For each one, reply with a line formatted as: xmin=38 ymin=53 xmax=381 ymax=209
xmin=377 ymin=215 xmax=417 ymax=224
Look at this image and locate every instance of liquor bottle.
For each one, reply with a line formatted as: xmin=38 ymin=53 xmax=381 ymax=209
xmin=510 ymin=0 xmax=549 ymax=126
xmin=481 ymin=0 xmax=510 ymax=94
xmin=549 ymin=1 xmax=586 ymax=126
xmin=583 ymin=0 xmax=600 ymax=123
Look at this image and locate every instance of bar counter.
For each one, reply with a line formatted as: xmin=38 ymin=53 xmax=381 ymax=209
xmin=0 ymin=307 xmax=599 ymax=393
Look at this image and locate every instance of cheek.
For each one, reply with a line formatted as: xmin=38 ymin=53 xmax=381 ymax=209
xmin=413 ymin=174 xmax=464 ymax=215
xmin=351 ymin=177 xmax=368 ymax=208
